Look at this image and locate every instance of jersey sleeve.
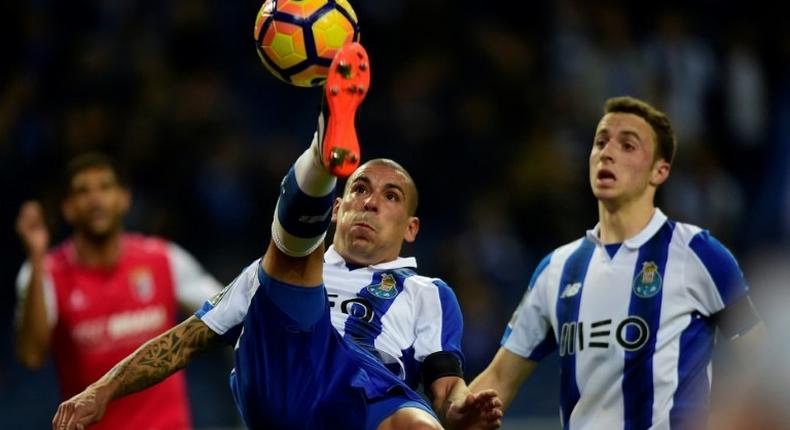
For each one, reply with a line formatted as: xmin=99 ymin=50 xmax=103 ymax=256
xmin=687 ymin=230 xmax=759 ymax=339
xmin=167 ymin=243 xmax=223 ymax=312
xmin=15 ymin=261 xmax=58 ymax=328
xmin=412 ymin=279 xmax=465 ymax=368
xmin=195 ymin=260 xmax=260 ymax=344
xmin=502 ymin=252 xmax=557 ymax=361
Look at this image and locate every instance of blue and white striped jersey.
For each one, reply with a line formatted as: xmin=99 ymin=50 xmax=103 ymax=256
xmin=199 ymin=245 xmax=464 ymax=389
xmin=502 ymin=209 xmax=757 ymax=430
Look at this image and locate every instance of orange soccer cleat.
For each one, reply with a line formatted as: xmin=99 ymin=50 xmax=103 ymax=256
xmin=320 ymin=42 xmax=370 ymax=178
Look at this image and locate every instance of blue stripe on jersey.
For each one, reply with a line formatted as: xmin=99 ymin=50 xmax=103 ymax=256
xmin=527 ymin=331 xmax=558 ymax=361
xmin=400 ymin=346 xmax=419 ymax=388
xmin=195 ymin=293 xmax=243 ymax=344
xmin=688 ymin=231 xmax=748 ymax=306
xmin=622 ymin=220 xmax=675 ymax=430
xmin=670 ymin=312 xmax=715 ymax=429
xmin=195 ymin=301 xmax=213 ymax=318
xmin=501 ymin=252 xmax=553 ymax=346
xmin=343 ymin=268 xmax=413 ymax=359
xmin=556 ymin=239 xmax=595 ymax=430
xmin=433 ymin=279 xmax=465 ymax=366
xmin=529 ymin=252 xmax=554 ymax=290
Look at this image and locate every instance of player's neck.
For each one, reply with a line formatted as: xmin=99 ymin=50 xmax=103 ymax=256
xmin=336 ymin=244 xmax=400 ymax=268
xmin=73 ymin=231 xmax=122 ymax=267
xmin=597 ymin=199 xmax=656 ymax=244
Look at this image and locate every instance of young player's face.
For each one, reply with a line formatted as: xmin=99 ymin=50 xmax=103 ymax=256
xmin=63 ymin=167 xmax=130 ymax=239
xmin=332 ymin=162 xmax=419 ymax=266
xmin=589 ymin=113 xmax=669 ymax=207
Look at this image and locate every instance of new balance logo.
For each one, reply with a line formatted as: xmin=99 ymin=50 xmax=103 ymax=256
xmin=298 ymin=207 xmax=332 ymax=224
xmin=560 ymin=282 xmax=582 ymax=298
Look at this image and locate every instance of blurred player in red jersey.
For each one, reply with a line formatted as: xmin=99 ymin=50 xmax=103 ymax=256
xmin=14 ymin=153 xmax=222 ymax=430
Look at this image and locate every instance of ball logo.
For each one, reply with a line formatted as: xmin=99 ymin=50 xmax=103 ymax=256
xmin=633 ymin=261 xmax=662 ymax=298
xmin=366 ymin=273 xmax=398 ymax=300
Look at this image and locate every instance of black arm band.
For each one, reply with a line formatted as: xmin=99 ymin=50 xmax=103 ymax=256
xmin=421 ymin=351 xmax=464 ymax=389
xmin=713 ymin=294 xmax=761 ymax=340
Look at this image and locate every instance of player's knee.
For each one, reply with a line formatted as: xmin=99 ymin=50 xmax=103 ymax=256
xmin=405 ymin=421 xmax=442 ymax=430
xmin=381 ymin=407 xmax=442 ymax=430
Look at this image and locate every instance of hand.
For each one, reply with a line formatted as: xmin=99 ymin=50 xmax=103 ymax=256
xmin=52 ymin=386 xmax=108 ymax=430
xmin=445 ymin=389 xmax=503 ymax=430
xmin=16 ymin=201 xmax=49 ymax=259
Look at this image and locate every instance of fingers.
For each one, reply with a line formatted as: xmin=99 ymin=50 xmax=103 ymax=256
xmin=52 ymin=402 xmax=71 ymax=430
xmin=53 ymin=399 xmax=92 ymax=430
xmin=474 ymin=389 xmax=500 ymax=402
xmin=17 ymin=201 xmax=43 ymax=225
xmin=473 ymin=390 xmax=504 ymax=427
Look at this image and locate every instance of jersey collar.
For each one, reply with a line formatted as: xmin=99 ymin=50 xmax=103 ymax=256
xmin=324 ymin=245 xmax=418 ymax=270
xmin=586 ymin=208 xmax=668 ymax=250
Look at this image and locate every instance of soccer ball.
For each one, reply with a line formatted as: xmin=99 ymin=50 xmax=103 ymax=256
xmin=254 ymin=0 xmax=360 ymax=87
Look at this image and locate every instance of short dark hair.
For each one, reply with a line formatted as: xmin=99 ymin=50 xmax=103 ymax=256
xmin=604 ymin=96 xmax=676 ymax=164
xmin=65 ymin=152 xmax=125 ymax=189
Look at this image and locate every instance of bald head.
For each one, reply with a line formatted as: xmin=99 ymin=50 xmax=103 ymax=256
xmin=343 ymin=159 xmax=419 ymax=216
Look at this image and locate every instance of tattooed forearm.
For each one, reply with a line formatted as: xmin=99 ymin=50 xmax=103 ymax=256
xmin=98 ymin=316 xmax=224 ymax=399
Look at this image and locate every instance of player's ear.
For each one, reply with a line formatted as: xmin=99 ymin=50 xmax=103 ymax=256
xmin=403 ymin=216 xmax=419 ymax=243
xmin=331 ymin=197 xmax=342 ymax=222
xmin=650 ymin=159 xmax=671 ymax=187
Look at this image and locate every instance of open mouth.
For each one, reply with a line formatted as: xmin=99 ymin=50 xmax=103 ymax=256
xmin=595 ymin=169 xmax=617 ymax=186
xmin=597 ymin=169 xmax=616 ymax=181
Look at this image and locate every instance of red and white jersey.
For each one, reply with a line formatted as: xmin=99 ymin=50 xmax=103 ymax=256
xmin=16 ymin=233 xmax=221 ymax=430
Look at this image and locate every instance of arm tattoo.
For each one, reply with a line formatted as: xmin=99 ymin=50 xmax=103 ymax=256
xmin=102 ymin=316 xmax=224 ymax=399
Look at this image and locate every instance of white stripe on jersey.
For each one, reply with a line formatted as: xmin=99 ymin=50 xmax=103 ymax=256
xmin=15 ymin=261 xmax=58 ymax=328
xmin=167 ymin=243 xmax=222 ymax=312
xmin=503 ymin=209 xmax=751 ymax=430
xmin=323 ymin=245 xmax=463 ymax=384
xmin=199 ymin=260 xmax=260 ymax=337
xmin=199 ymin=246 xmax=464 ymax=387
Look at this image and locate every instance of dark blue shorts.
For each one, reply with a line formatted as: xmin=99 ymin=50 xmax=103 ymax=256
xmin=227 ymin=267 xmax=435 ymax=430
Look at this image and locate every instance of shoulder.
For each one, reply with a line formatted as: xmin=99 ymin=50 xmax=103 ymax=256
xmin=122 ymin=233 xmax=170 ymax=256
xmin=670 ymin=221 xmax=737 ymax=263
xmin=536 ymin=237 xmax=587 ymax=273
xmin=400 ymin=272 xmax=460 ymax=305
xmin=554 ymin=237 xmax=588 ymax=260
xmin=400 ymin=270 xmax=453 ymax=292
xmin=40 ymin=240 xmax=77 ymax=274
xmin=668 ymin=221 xmax=705 ymax=246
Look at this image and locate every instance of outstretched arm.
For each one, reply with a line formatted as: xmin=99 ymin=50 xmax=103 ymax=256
xmin=52 ymin=316 xmax=224 ymax=430
xmin=431 ymin=376 xmax=503 ymax=430
xmin=15 ymin=201 xmax=52 ymax=368
xmin=470 ymin=348 xmax=538 ymax=410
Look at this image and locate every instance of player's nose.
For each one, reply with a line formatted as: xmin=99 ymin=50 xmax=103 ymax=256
xmin=598 ymin=140 xmax=616 ymax=162
xmin=362 ymin=194 xmax=379 ymax=212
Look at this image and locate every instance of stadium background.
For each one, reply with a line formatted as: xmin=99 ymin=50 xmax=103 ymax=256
xmin=1 ymin=0 xmax=789 ymax=428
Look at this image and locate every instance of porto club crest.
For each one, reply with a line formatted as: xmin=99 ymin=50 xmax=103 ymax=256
xmin=633 ymin=261 xmax=662 ymax=298
xmin=130 ymin=268 xmax=154 ymax=302
xmin=366 ymin=273 xmax=399 ymax=300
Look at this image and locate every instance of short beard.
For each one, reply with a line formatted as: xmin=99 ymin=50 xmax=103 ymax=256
xmin=78 ymin=221 xmax=122 ymax=245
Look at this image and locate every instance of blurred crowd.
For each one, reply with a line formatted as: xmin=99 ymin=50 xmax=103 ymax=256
xmin=2 ymin=0 xmax=789 ymax=428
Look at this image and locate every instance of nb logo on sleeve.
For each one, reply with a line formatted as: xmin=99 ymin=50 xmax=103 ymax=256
xmin=560 ymin=282 xmax=582 ymax=298
xmin=559 ymin=316 xmax=650 ymax=356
